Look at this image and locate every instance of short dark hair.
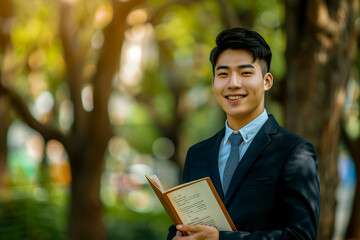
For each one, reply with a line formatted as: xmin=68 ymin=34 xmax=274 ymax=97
xmin=209 ymin=28 xmax=272 ymax=76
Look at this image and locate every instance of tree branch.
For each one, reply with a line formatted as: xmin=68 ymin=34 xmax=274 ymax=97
xmin=307 ymin=0 xmax=353 ymax=38
xmin=59 ymin=1 xmax=87 ymax=134
xmin=0 ymin=0 xmax=67 ymax=148
xmin=89 ymin=0 xmax=146 ymax=147
xmin=0 ymin=83 xmax=68 ymax=146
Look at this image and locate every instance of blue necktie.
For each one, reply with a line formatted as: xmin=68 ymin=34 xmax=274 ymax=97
xmin=222 ymin=133 xmax=243 ymax=194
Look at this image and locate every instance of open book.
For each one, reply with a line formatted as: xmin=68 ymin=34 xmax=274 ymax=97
xmin=145 ymin=175 xmax=236 ymax=235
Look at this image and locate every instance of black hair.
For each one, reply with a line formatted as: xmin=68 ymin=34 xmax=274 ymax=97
xmin=209 ymin=28 xmax=272 ymax=76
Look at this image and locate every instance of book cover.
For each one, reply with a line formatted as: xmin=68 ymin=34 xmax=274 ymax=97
xmin=145 ymin=175 xmax=236 ymax=235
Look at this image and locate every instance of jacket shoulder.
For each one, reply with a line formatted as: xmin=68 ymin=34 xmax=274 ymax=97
xmin=276 ymin=125 xmax=314 ymax=145
xmin=264 ymin=115 xmax=316 ymax=153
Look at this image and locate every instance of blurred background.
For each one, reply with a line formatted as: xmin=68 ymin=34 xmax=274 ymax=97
xmin=0 ymin=0 xmax=359 ymax=239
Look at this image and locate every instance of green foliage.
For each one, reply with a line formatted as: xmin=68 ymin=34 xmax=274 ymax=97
xmin=10 ymin=0 xmax=355 ymax=239
xmin=0 ymin=199 xmax=67 ymax=240
xmin=105 ymin=205 xmax=171 ymax=240
xmin=117 ymin=123 xmax=161 ymax=154
xmin=0 ymin=197 xmax=171 ymax=240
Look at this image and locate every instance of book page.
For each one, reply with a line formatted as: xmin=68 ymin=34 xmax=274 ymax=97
xmin=147 ymin=175 xmax=164 ymax=192
xmin=166 ymin=179 xmax=233 ymax=231
xmin=145 ymin=175 xmax=181 ymax=225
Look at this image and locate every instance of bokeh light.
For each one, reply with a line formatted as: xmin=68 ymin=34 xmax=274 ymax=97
xmin=46 ymin=140 xmax=71 ymax=184
xmin=93 ymin=2 xmax=113 ymax=29
xmin=152 ymin=137 xmax=175 ymax=160
xmin=59 ymin=99 xmax=74 ymax=131
xmin=25 ymin=135 xmax=44 ymax=163
xmin=32 ymin=91 xmax=54 ymax=119
xmin=127 ymin=9 xmax=149 ymax=26
xmin=81 ymin=84 xmax=94 ymax=112
xmin=124 ymin=189 xmax=153 ymax=213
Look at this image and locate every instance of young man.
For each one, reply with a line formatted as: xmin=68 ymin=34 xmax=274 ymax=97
xmin=167 ymin=28 xmax=320 ymax=240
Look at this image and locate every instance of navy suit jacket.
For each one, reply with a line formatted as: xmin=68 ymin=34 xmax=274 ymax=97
xmin=167 ymin=115 xmax=320 ymax=240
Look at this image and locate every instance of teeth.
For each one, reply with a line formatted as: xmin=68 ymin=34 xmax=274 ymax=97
xmin=228 ymin=95 xmax=243 ymax=100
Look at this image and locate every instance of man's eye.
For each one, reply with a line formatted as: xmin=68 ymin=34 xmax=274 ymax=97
xmin=218 ymin=72 xmax=228 ymax=77
xmin=242 ymin=72 xmax=252 ymax=76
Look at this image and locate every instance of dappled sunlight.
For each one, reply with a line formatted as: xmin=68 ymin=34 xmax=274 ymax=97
xmin=101 ymin=134 xmax=180 ymax=214
xmin=119 ymin=23 xmax=156 ymax=93
xmin=25 ymin=135 xmax=44 ymax=163
xmin=45 ymin=140 xmax=72 ymax=184
xmin=59 ymin=99 xmax=74 ymax=131
xmin=124 ymin=189 xmax=152 ymax=212
xmin=93 ymin=2 xmax=113 ymax=29
xmin=7 ymin=124 xmax=72 ymax=186
xmin=344 ymin=73 xmax=360 ymax=138
xmin=1 ymin=0 xmax=359 ymax=239
xmin=50 ymin=161 xmax=71 ymax=184
xmin=81 ymin=84 xmax=94 ymax=112
xmin=7 ymin=122 xmax=44 ymax=182
xmin=91 ymin=30 xmax=105 ymax=49
xmin=152 ymin=137 xmax=175 ymax=160
xmin=127 ymin=9 xmax=149 ymax=26
xmin=28 ymin=49 xmax=47 ymax=70
xmin=260 ymin=11 xmax=280 ymax=28
xmin=32 ymin=91 xmax=54 ymax=121
xmin=184 ymin=84 xmax=213 ymax=110
xmin=108 ymin=92 xmax=133 ymax=125
xmin=28 ymin=72 xmax=47 ymax=97
xmin=108 ymin=136 xmax=130 ymax=160
xmin=46 ymin=140 xmax=66 ymax=164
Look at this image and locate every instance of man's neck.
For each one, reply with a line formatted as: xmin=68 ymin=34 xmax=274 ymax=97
xmin=227 ymin=109 xmax=266 ymax=131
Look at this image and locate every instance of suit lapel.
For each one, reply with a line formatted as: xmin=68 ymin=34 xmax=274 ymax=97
xmin=207 ymin=128 xmax=225 ymax=200
xmin=223 ymin=115 xmax=279 ymax=206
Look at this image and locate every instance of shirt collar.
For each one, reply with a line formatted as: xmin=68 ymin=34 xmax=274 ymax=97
xmin=224 ymin=109 xmax=269 ymax=144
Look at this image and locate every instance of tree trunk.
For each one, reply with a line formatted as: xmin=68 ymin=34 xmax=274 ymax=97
xmin=0 ymin=97 xmax=10 ymax=189
xmin=68 ymin=143 xmax=105 ymax=240
xmin=284 ymin=0 xmax=358 ymax=240
xmin=0 ymin=0 xmax=13 ymax=191
xmin=62 ymin=1 xmax=145 ymax=239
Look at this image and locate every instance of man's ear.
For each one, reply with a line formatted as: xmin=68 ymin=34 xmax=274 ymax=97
xmin=264 ymin=73 xmax=273 ymax=91
xmin=212 ymin=77 xmax=215 ymax=89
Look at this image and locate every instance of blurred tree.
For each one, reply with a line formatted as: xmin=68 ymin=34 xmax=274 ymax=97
xmin=0 ymin=97 xmax=10 ymax=189
xmin=0 ymin=0 xmax=225 ymax=238
xmin=0 ymin=0 xmax=145 ymax=239
xmin=284 ymin=0 xmax=358 ymax=240
xmin=133 ymin=0 xmax=224 ymax=168
xmin=0 ymin=0 xmax=13 ymax=190
xmin=1 ymin=0 xmax=358 ymax=240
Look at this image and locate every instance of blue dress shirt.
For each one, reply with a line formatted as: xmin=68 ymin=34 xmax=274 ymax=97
xmin=218 ymin=110 xmax=269 ymax=186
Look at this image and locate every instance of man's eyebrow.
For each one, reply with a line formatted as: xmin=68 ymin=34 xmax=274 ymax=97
xmin=237 ymin=64 xmax=255 ymax=69
xmin=215 ymin=64 xmax=255 ymax=71
xmin=215 ymin=65 xmax=229 ymax=71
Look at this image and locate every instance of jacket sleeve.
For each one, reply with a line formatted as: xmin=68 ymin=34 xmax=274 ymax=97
xmin=219 ymin=141 xmax=320 ymax=240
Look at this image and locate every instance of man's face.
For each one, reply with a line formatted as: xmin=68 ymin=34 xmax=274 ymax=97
xmin=212 ymin=49 xmax=273 ymax=129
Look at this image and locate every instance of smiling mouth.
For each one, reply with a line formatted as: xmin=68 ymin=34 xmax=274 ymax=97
xmin=226 ymin=95 xmax=246 ymax=100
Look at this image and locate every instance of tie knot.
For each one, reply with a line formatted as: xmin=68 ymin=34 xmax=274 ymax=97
xmin=229 ymin=133 xmax=243 ymax=146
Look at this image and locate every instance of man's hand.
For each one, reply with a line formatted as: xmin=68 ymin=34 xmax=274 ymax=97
xmin=172 ymin=224 xmax=219 ymax=240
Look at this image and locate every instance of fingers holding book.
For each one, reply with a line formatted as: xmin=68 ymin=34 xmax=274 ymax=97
xmin=173 ymin=224 xmax=219 ymax=240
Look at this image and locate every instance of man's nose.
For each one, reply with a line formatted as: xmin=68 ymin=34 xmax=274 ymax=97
xmin=228 ymin=73 xmax=242 ymax=88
